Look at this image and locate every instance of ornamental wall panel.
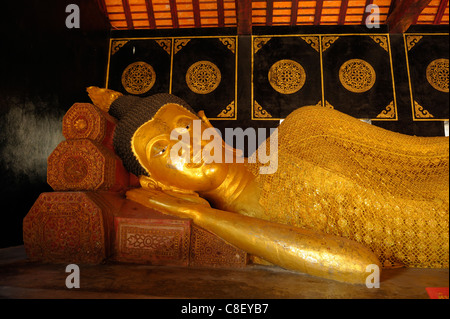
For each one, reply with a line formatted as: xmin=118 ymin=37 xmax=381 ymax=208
xmin=106 ymin=27 xmax=449 ymax=137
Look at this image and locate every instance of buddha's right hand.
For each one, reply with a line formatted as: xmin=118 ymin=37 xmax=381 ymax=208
xmin=125 ymin=187 xmax=210 ymax=220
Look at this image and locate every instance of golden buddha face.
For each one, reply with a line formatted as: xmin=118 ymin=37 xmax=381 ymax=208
xmin=131 ymin=103 xmax=229 ymax=192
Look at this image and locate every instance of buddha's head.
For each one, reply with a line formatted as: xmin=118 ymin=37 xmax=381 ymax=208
xmin=109 ymin=93 xmax=230 ymax=193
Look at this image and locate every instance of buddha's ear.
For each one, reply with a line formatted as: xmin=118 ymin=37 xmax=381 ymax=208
xmin=139 ymin=175 xmax=198 ymax=196
xmin=86 ymin=86 xmax=122 ymax=113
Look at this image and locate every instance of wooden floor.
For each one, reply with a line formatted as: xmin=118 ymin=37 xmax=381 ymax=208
xmin=0 ymin=245 xmax=448 ymax=300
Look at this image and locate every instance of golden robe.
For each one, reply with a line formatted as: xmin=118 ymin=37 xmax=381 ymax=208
xmin=246 ymin=106 xmax=449 ymax=268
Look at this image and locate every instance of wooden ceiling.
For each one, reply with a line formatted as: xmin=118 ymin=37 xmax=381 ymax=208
xmin=98 ymin=0 xmax=449 ymax=33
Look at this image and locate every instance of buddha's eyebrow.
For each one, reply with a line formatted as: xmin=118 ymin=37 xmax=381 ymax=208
xmin=152 ymin=118 xmax=170 ymax=132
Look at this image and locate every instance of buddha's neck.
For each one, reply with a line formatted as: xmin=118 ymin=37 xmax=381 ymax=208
xmin=199 ymin=163 xmax=264 ymax=217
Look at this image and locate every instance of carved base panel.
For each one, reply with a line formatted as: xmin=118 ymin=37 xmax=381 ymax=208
xmin=23 ymin=192 xmax=120 ymax=264
xmin=47 ymin=139 xmax=129 ymax=192
xmin=113 ymin=200 xmax=191 ymax=266
xmin=62 ymin=103 xmax=117 ymax=151
xmin=24 ymin=191 xmax=250 ymax=269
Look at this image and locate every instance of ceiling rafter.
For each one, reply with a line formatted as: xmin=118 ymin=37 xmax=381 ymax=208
xmin=434 ymin=0 xmax=449 ymax=24
xmin=314 ymin=0 xmax=324 ymax=25
xmin=218 ymin=0 xmax=225 ymax=27
xmin=144 ymin=0 xmax=156 ymax=29
xmin=290 ymin=0 xmax=299 ymax=26
xmin=339 ymin=0 xmax=350 ymax=25
xmin=169 ymin=0 xmax=179 ymax=29
xmin=121 ymin=0 xmax=133 ymax=29
xmin=386 ymin=0 xmax=433 ymax=33
xmin=193 ymin=0 xmax=201 ymax=28
xmin=102 ymin=0 xmax=449 ymax=30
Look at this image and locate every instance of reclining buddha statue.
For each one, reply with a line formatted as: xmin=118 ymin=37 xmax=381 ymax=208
xmin=87 ymin=86 xmax=449 ymax=284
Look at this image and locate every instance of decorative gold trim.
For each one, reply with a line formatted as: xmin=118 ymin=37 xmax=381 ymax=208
xmin=426 ymin=58 xmax=449 ymax=93
xmin=174 ymin=39 xmax=191 ymax=54
xmin=376 ymin=101 xmax=396 ymax=119
xmin=268 ymin=59 xmax=306 ymax=94
xmin=300 ymin=36 xmax=320 ymax=52
xmin=111 ymin=40 xmax=129 ymax=55
xmin=219 ymin=37 xmax=236 ymax=54
xmin=315 ymin=100 xmax=323 ymax=107
xmin=186 ymin=60 xmax=221 ymax=94
xmin=339 ymin=59 xmax=376 ymax=93
xmin=369 ymin=35 xmax=388 ymax=52
xmin=324 ymin=100 xmax=334 ymax=109
xmin=155 ymin=39 xmax=172 ymax=55
xmin=121 ymin=61 xmax=156 ymax=95
xmin=217 ymin=101 xmax=235 ymax=118
xmin=406 ymin=35 xmax=423 ymax=51
xmin=254 ymin=101 xmax=272 ymax=118
xmin=254 ymin=37 xmax=272 ymax=54
xmin=322 ymin=36 xmax=339 ymax=52
xmin=414 ymin=100 xmax=434 ymax=119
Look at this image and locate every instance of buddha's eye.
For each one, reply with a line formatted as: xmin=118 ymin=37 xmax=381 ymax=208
xmin=151 ymin=141 xmax=169 ymax=157
xmin=176 ymin=117 xmax=192 ymax=132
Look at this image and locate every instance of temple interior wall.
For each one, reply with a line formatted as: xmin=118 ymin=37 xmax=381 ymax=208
xmin=0 ymin=0 xmax=448 ymax=248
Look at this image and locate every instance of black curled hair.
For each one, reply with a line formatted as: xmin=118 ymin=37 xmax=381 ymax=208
xmin=109 ymin=93 xmax=195 ymax=177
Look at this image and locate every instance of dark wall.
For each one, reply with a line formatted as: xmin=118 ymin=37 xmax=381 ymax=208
xmin=0 ymin=0 xmax=110 ymax=248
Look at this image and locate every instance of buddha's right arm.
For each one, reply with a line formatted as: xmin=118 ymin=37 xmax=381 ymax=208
xmin=126 ymin=187 xmax=381 ymax=284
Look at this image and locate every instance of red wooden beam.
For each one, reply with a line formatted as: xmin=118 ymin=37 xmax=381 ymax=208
xmin=217 ymin=0 xmax=225 ymax=27
xmin=338 ymin=0 xmax=349 ymax=25
xmin=144 ymin=0 xmax=156 ymax=29
xmin=290 ymin=0 xmax=299 ymax=26
xmin=193 ymin=0 xmax=201 ymax=28
xmin=434 ymin=0 xmax=449 ymax=24
xmin=122 ymin=0 xmax=134 ymax=29
xmin=169 ymin=0 xmax=179 ymax=28
xmin=266 ymin=0 xmax=274 ymax=26
xmin=361 ymin=0 xmax=374 ymax=24
xmin=314 ymin=0 xmax=324 ymax=25
xmin=386 ymin=0 xmax=433 ymax=33
xmin=236 ymin=0 xmax=252 ymax=35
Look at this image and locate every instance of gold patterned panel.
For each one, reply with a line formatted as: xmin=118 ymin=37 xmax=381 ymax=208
xmin=339 ymin=59 xmax=376 ymax=93
xmin=219 ymin=37 xmax=236 ymax=54
xmin=369 ymin=35 xmax=389 ymax=52
xmin=426 ymin=58 xmax=449 ymax=93
xmin=111 ymin=40 xmax=129 ymax=55
xmin=414 ymin=100 xmax=434 ymax=118
xmin=406 ymin=35 xmax=423 ymax=51
xmin=268 ymin=59 xmax=306 ymax=94
xmin=217 ymin=101 xmax=235 ymax=118
xmin=376 ymin=101 xmax=396 ymax=119
xmin=121 ymin=61 xmax=156 ymax=95
xmin=321 ymin=36 xmax=339 ymax=52
xmin=186 ymin=61 xmax=221 ymax=94
xmin=254 ymin=101 xmax=272 ymax=118
xmin=300 ymin=36 xmax=319 ymax=52
xmin=155 ymin=39 xmax=172 ymax=55
xmin=174 ymin=39 xmax=191 ymax=54
xmin=254 ymin=37 xmax=272 ymax=54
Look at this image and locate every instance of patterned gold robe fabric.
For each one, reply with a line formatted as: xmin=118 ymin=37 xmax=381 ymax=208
xmin=246 ymin=106 xmax=449 ymax=268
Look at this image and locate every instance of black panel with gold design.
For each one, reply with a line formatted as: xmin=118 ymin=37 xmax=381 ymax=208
xmin=171 ymin=37 xmax=237 ymax=120
xmin=404 ymin=33 xmax=449 ymax=121
xmin=322 ymin=34 xmax=397 ymax=120
xmin=252 ymin=36 xmax=321 ymax=120
xmin=107 ymin=38 xmax=172 ymax=96
xmin=106 ymin=26 xmax=447 ymax=137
